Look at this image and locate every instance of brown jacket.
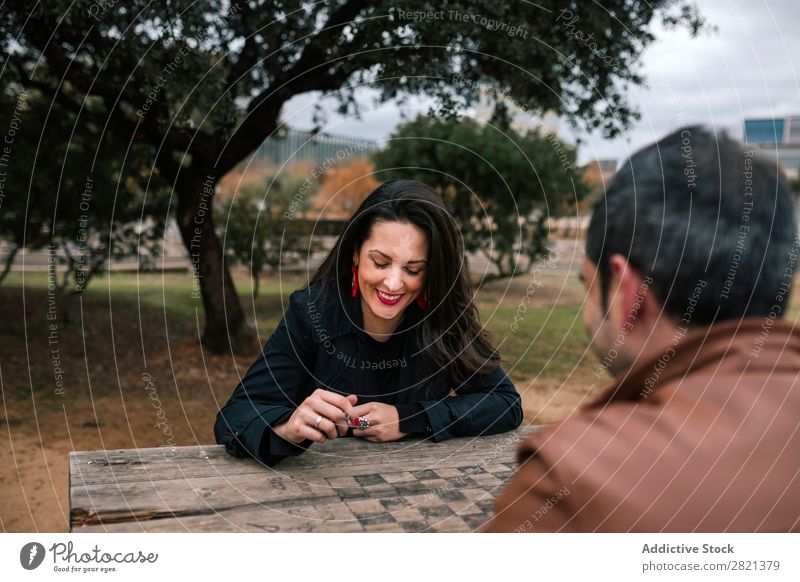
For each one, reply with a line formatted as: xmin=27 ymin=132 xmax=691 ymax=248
xmin=482 ymin=319 xmax=800 ymax=532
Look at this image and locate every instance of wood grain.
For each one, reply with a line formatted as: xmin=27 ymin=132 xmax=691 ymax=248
xmin=70 ymin=427 xmax=538 ymax=532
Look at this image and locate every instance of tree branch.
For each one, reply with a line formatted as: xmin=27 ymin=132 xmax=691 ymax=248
xmin=216 ymin=0 xmax=368 ymax=175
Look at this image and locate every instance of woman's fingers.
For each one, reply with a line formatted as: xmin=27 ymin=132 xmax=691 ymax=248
xmin=350 ymin=403 xmax=373 ymax=418
xmin=351 ymin=404 xmax=403 ymax=443
xmin=352 ymin=427 xmax=377 ymax=438
xmin=306 ymin=400 xmax=349 ymax=437
xmin=302 ymin=408 xmax=338 ymax=440
xmin=315 ymin=389 xmax=358 ymax=420
xmin=294 ymin=423 xmax=328 ymax=444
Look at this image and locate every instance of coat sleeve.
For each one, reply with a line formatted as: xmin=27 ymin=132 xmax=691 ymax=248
xmin=214 ymin=292 xmax=316 ymax=465
xmin=480 ymin=441 xmax=578 ymax=532
xmin=416 ymin=363 xmax=523 ymax=442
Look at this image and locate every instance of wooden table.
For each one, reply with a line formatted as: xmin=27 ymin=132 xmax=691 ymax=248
xmin=69 ymin=427 xmax=537 ymax=532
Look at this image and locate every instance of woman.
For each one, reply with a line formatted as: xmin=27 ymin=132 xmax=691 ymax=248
xmin=214 ymin=180 xmax=522 ymax=465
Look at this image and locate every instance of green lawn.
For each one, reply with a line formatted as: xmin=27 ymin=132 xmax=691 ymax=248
xmin=4 ymin=270 xmax=306 ymax=327
xmin=4 ymin=269 xmax=596 ymax=384
xmin=9 ymin=268 xmax=798 ymax=392
xmin=481 ymin=304 xmax=595 ymax=383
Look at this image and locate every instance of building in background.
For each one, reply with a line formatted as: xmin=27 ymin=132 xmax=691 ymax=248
xmin=744 ymin=116 xmax=800 ymax=180
xmin=473 ymin=86 xmax=560 ymax=137
xmin=255 ymin=128 xmax=378 ymax=167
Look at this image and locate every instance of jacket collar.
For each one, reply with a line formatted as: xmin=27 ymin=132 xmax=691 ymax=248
xmin=589 ymin=318 xmax=800 ymax=408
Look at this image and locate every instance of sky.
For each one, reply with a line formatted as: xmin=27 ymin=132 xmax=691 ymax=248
xmin=280 ymin=1 xmax=800 ymax=166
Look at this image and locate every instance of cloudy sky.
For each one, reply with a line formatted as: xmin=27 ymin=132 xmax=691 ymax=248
xmin=281 ymin=1 xmax=800 ymax=166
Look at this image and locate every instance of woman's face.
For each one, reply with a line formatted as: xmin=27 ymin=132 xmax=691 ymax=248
xmin=353 ymin=220 xmax=429 ymax=322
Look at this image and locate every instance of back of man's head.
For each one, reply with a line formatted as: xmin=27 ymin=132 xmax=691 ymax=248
xmin=586 ymin=125 xmax=798 ymax=325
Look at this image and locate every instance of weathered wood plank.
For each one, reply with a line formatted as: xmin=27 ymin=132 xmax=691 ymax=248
xmin=69 ymin=429 xmax=529 ymax=484
xmin=70 ymin=427 xmax=538 ymax=532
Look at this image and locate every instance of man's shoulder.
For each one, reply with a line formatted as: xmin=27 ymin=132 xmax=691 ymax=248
xmin=519 ymin=401 xmax=664 ymax=464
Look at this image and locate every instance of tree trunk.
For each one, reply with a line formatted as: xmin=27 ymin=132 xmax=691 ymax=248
xmin=0 ymin=244 xmax=18 ymax=286
xmin=176 ymin=171 xmax=259 ymax=355
xmin=251 ymin=267 xmax=260 ymax=299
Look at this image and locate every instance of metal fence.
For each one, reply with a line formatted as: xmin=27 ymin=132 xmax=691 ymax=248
xmin=255 ymin=128 xmax=379 ymax=166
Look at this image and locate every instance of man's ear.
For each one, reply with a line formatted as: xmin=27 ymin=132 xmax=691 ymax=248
xmin=607 ymin=254 xmax=648 ymax=330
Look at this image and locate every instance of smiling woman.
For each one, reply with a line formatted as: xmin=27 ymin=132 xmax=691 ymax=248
xmin=354 ymin=220 xmax=429 ymax=341
xmin=214 ymin=180 xmax=522 ymax=465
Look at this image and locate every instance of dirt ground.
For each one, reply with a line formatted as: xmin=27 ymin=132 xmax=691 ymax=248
xmin=0 ymin=276 xmax=600 ymax=533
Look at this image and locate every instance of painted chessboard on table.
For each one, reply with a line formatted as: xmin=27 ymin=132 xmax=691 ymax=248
xmin=70 ymin=426 xmax=538 ymax=532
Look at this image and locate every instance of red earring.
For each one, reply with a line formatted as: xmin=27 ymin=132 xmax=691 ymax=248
xmin=351 ymin=265 xmax=359 ymax=298
xmin=416 ymin=290 xmax=427 ymax=309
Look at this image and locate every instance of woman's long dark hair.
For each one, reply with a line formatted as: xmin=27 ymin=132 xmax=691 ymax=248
xmin=308 ymin=179 xmax=499 ymax=385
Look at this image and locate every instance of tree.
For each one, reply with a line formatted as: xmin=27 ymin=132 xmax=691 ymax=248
xmin=0 ymin=87 xmax=169 ymax=296
xmin=313 ymin=159 xmax=381 ymax=219
xmin=790 ymin=178 xmax=800 ymax=199
xmin=216 ymin=172 xmax=318 ymax=298
xmin=1 ymin=1 xmax=706 ymax=353
xmin=374 ymin=114 xmax=586 ymax=280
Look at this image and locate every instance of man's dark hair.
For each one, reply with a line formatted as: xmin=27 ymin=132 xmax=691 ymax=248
xmin=586 ymin=125 xmax=797 ymax=325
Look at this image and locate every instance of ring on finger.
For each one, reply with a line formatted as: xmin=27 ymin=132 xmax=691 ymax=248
xmin=356 ymin=416 xmax=370 ymax=429
xmin=314 ymin=415 xmax=323 ymax=429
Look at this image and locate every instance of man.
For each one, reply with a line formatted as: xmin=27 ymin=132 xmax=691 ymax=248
xmin=482 ymin=126 xmax=800 ymax=532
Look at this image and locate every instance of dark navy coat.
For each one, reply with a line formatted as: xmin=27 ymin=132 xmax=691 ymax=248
xmin=214 ymin=282 xmax=522 ymax=465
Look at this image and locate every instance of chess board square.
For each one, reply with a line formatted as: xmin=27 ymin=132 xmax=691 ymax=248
xmin=326 ymin=476 xmax=359 ymax=488
xmin=355 ymin=512 xmax=397 ymax=526
xmin=411 ymin=469 xmax=440 ymax=480
xmin=460 ymin=513 xmax=489 ymax=531
xmin=387 ymin=507 xmax=426 ymax=523
xmin=354 ymin=473 xmax=388 ymax=486
xmin=348 ymin=500 xmax=397 ymax=526
xmin=393 ymin=481 xmax=430 ymax=496
xmin=469 ymin=473 xmax=503 ymax=487
xmin=431 ymin=467 xmax=463 ymax=479
xmin=337 ymin=487 xmax=370 ymax=501
xmin=419 ymin=505 xmax=455 ymax=519
xmin=381 ymin=471 xmax=416 ymax=484
xmin=380 ymin=497 xmax=411 ymax=511
xmin=492 ymin=470 xmax=514 ymax=482
xmin=445 ymin=476 xmax=476 ymax=489
xmin=398 ymin=521 xmax=428 ymax=532
xmin=437 ymin=488 xmax=467 ymax=502
xmin=364 ymin=520 xmax=402 ymax=532
xmin=421 ymin=478 xmax=446 ymax=492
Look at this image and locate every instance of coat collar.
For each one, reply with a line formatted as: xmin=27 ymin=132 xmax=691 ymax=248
xmin=588 ymin=318 xmax=800 ymax=408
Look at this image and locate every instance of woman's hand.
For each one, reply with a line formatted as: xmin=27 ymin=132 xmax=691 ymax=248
xmin=351 ymin=402 xmax=408 ymax=443
xmin=274 ymin=389 xmax=358 ymax=444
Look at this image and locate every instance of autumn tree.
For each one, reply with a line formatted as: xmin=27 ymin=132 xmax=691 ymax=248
xmin=313 ymin=159 xmax=381 ymax=219
xmin=216 ymin=172 xmax=319 ymax=298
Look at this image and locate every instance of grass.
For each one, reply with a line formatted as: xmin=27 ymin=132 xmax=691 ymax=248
xmin=1 ymin=269 xmax=598 ymax=415
xmin=4 ymin=270 xmax=309 ymax=329
xmin=9 ymin=268 xmax=799 ymax=395
xmin=483 ymin=304 xmax=594 ymax=383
